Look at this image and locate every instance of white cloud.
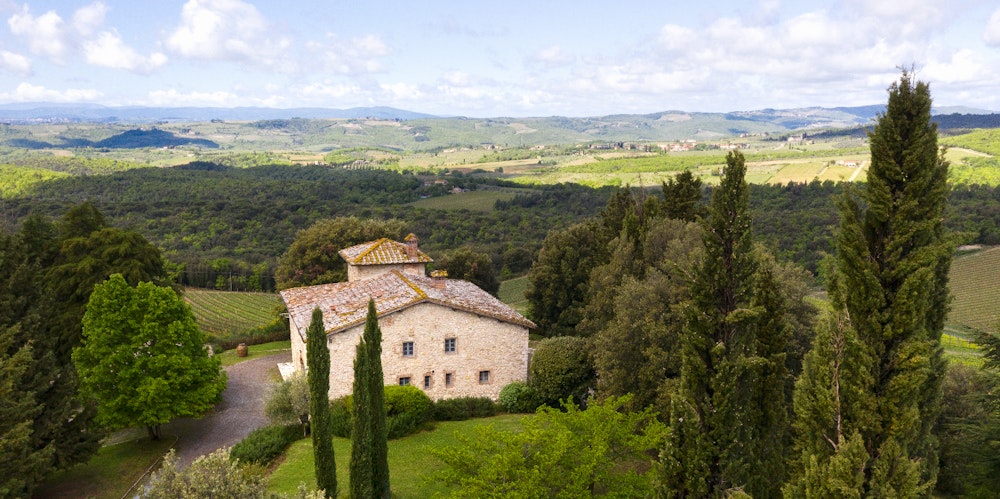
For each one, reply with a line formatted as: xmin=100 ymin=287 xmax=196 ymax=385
xmin=3 ymin=82 xmax=101 ymax=102
xmin=72 ymin=1 xmax=107 ymax=36
xmin=985 ymin=9 xmax=1000 ymax=47
xmin=0 ymin=50 xmax=31 ymax=75
xmin=307 ymin=34 xmax=390 ymax=75
xmin=529 ymin=45 xmax=574 ymax=68
xmin=923 ymin=49 xmax=987 ymax=84
xmin=166 ymin=0 xmax=291 ymax=69
xmin=84 ymin=31 xmax=167 ymax=73
xmin=8 ymin=5 xmax=68 ymax=62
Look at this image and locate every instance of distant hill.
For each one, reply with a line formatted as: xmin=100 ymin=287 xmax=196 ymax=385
xmin=0 ymin=103 xmax=436 ymax=123
xmin=2 ymin=127 xmax=219 ymax=149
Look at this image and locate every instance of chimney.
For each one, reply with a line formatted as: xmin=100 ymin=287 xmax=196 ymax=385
xmin=404 ymin=233 xmax=419 ymax=259
xmin=431 ymin=270 xmax=447 ymax=290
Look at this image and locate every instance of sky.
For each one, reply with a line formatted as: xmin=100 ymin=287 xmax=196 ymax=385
xmin=1 ymin=0 xmax=999 ymax=117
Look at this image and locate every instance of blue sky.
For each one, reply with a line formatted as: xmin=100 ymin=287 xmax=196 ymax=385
xmin=1 ymin=0 xmax=999 ymax=117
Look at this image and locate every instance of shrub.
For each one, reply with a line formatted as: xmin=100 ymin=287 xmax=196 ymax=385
xmin=330 ymin=395 xmax=353 ymax=438
xmin=433 ymin=396 xmax=498 ymax=421
xmin=529 ymin=336 xmax=595 ymax=408
xmin=229 ymin=424 xmax=303 ymax=466
xmin=330 ymin=386 xmax=433 ymax=439
xmin=499 ymin=381 xmax=540 ymax=413
xmin=143 ymin=449 xmax=265 ymax=498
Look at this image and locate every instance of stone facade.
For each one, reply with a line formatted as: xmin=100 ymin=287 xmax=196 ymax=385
xmin=282 ymin=234 xmax=533 ymax=401
xmin=289 ymin=302 xmax=529 ymax=400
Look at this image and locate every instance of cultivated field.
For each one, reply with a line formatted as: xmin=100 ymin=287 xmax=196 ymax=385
xmin=947 ymin=246 xmax=1000 ymax=334
xmin=182 ymin=288 xmax=281 ymax=336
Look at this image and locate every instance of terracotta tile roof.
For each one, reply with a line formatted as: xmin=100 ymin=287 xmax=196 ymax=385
xmin=280 ymin=270 xmax=535 ymax=339
xmin=338 ymin=238 xmax=432 ymax=266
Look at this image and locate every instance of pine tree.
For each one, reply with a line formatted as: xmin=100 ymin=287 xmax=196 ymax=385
xmin=787 ymin=71 xmax=952 ymax=495
xmin=351 ymin=300 xmax=390 ymax=499
xmin=659 ymin=151 xmax=791 ymax=497
xmin=307 ymin=308 xmax=337 ymax=498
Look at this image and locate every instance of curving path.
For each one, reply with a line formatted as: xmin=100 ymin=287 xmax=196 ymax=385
xmin=164 ymin=351 xmax=291 ymax=467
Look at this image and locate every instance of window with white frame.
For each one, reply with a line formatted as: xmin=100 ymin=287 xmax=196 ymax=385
xmin=402 ymin=341 xmax=414 ymax=357
xmin=444 ymin=337 xmax=456 ymax=353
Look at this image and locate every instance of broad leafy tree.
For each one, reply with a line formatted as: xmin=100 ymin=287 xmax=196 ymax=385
xmin=351 ymin=300 xmax=390 ymax=499
xmin=526 ymin=221 xmax=607 ymax=337
xmin=659 ymin=151 xmax=792 ymax=498
xmin=528 ymin=336 xmax=595 ymax=408
xmin=435 ymin=246 xmax=500 ymax=296
xmin=265 ymin=372 xmax=311 ymax=437
xmin=786 ymin=71 xmax=953 ymax=496
xmin=73 ymin=274 xmax=226 ymax=439
xmin=306 ymin=308 xmax=337 ymax=498
xmin=276 ymin=217 xmax=405 ymax=290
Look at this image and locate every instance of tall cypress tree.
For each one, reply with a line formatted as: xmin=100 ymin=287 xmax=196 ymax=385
xmin=787 ymin=71 xmax=952 ymax=496
xmin=307 ymin=307 xmax=337 ymax=498
xmin=659 ymin=151 xmax=791 ymax=497
xmin=351 ymin=299 xmax=390 ymax=499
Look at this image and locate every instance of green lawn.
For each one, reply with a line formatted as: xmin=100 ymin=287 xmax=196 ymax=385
xmin=408 ymin=190 xmax=517 ymax=212
xmin=217 ymin=339 xmax=291 ymax=367
xmin=33 ymin=436 xmax=176 ymax=499
xmin=267 ymin=414 xmax=525 ymax=498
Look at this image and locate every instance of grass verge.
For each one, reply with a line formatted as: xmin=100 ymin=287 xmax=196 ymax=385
xmin=217 ymin=339 xmax=291 ymax=367
xmin=266 ymin=414 xmax=524 ymax=498
xmin=33 ymin=436 xmax=175 ymax=499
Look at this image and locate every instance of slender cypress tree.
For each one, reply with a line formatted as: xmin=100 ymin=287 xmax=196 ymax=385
xmin=659 ymin=151 xmax=791 ymax=497
xmin=307 ymin=307 xmax=337 ymax=498
xmin=351 ymin=299 xmax=390 ymax=499
xmin=787 ymin=71 xmax=952 ymax=496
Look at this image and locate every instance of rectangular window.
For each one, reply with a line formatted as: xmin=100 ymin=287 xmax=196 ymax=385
xmin=478 ymin=370 xmax=490 ymax=384
xmin=445 ymin=372 xmax=453 ymax=387
xmin=444 ymin=338 xmax=456 ymax=353
xmin=402 ymin=341 xmax=414 ymax=357
xmin=424 ymin=375 xmax=432 ymax=389
xmin=399 ymin=377 xmax=411 ymax=386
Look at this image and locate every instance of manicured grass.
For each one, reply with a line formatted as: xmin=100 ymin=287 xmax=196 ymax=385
xmin=33 ymin=436 xmax=175 ymax=499
xmin=266 ymin=414 xmax=525 ymax=498
xmin=217 ymin=339 xmax=292 ymax=367
xmin=948 ymin=246 xmax=1000 ymax=334
xmin=183 ymin=288 xmax=281 ymax=336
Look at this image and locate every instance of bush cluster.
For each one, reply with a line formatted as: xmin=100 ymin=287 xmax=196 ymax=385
xmin=433 ymin=396 xmax=498 ymax=421
xmin=229 ymin=424 xmax=303 ymax=465
xmin=329 ymin=385 xmax=435 ymax=440
xmin=498 ymin=381 xmax=540 ymax=413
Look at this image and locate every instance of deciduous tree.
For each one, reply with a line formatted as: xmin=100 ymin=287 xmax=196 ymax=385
xmin=73 ymin=274 xmax=226 ymax=439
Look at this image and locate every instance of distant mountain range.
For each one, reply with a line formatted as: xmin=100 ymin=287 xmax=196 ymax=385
xmin=2 ymin=103 xmax=997 ymax=148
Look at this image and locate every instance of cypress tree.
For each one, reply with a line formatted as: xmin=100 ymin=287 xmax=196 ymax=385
xmin=787 ymin=71 xmax=952 ymax=496
xmin=351 ymin=299 xmax=390 ymax=499
xmin=307 ymin=307 xmax=337 ymax=498
xmin=659 ymin=151 xmax=791 ymax=497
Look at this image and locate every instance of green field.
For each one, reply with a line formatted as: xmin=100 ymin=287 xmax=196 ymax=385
xmin=266 ymin=414 xmax=525 ymax=498
xmin=498 ymin=276 xmax=530 ymax=315
xmin=409 ymin=189 xmax=520 ymax=212
xmin=33 ymin=436 xmax=175 ymax=499
xmin=183 ymin=288 xmax=281 ymax=336
xmin=947 ymin=246 xmax=1000 ymax=334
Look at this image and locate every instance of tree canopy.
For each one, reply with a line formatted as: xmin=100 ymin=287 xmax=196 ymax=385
xmin=73 ymin=274 xmax=226 ymax=439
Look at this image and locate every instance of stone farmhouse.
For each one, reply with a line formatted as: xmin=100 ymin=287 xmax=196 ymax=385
xmin=280 ymin=234 xmax=535 ymax=401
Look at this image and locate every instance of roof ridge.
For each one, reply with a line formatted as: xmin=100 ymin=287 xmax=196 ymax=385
xmin=394 ymin=270 xmax=428 ymax=300
xmin=351 ymin=238 xmax=393 ymax=264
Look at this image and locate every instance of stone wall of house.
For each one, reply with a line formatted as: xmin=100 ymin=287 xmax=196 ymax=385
xmin=317 ymin=302 xmax=530 ymax=401
xmin=347 ymin=262 xmax=426 ymax=282
xmin=290 ymin=319 xmax=307 ymax=372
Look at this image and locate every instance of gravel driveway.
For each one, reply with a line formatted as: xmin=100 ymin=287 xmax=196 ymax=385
xmin=165 ymin=351 xmax=291 ymax=467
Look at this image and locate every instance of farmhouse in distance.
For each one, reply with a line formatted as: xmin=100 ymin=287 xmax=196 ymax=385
xmin=280 ymin=234 xmax=534 ymax=401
